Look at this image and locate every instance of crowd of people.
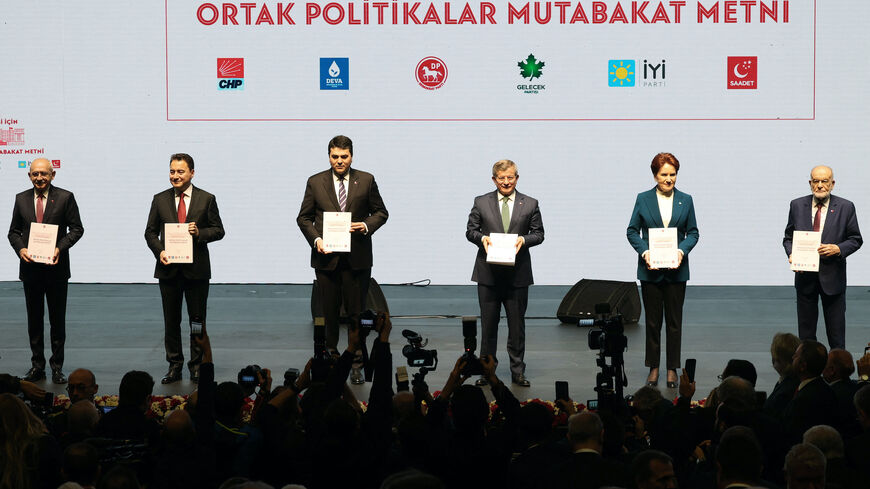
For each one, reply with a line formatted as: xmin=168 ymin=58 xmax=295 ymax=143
xmin=2 ymin=315 xmax=870 ymax=489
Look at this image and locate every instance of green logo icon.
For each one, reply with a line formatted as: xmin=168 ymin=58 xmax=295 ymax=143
xmin=518 ymin=54 xmax=545 ymax=80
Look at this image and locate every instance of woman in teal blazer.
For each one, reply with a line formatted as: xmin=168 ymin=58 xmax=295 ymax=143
xmin=626 ymin=153 xmax=699 ymax=388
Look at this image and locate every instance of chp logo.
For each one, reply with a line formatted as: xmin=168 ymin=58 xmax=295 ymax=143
xmin=415 ymin=56 xmax=447 ymax=90
xmin=320 ymin=58 xmax=349 ymax=90
xmin=727 ymin=56 xmax=757 ymax=89
xmin=217 ymin=58 xmax=245 ymax=91
xmin=517 ymin=54 xmax=545 ymax=94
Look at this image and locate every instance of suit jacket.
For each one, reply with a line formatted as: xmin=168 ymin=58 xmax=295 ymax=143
xmin=782 ymin=377 xmax=837 ymax=443
xmin=296 ymin=168 xmax=388 ymax=271
xmin=627 ymin=187 xmax=699 ymax=283
xmin=144 ymin=186 xmax=224 ymax=280
xmin=8 ymin=185 xmax=84 ymax=282
xmin=466 ymin=190 xmax=544 ymax=287
xmin=783 ymin=194 xmax=862 ymax=295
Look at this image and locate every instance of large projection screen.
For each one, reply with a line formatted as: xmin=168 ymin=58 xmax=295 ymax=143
xmin=1 ymin=1 xmax=868 ymax=285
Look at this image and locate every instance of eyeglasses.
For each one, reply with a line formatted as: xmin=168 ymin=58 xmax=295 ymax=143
xmin=66 ymin=383 xmax=93 ymax=393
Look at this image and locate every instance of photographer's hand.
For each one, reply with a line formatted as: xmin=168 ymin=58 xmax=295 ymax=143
xmin=20 ymin=380 xmax=47 ymax=402
xmin=439 ymin=356 xmax=469 ymax=399
xmin=192 ymin=326 xmax=213 ymax=364
xmin=555 ymin=398 xmax=577 ymax=415
xmin=258 ymin=368 xmax=273 ymax=394
xmin=378 ymin=313 xmax=392 ymax=343
xmin=296 ymin=359 xmax=313 ymax=392
xmin=678 ymin=369 xmax=695 ymax=400
xmin=481 ymin=354 xmax=499 ymax=385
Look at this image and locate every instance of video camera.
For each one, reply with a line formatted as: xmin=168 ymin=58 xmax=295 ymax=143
xmin=460 ymin=316 xmax=484 ymax=377
xmin=19 ymin=391 xmax=58 ymax=420
xmin=401 ymin=329 xmax=438 ymax=388
xmin=581 ymin=303 xmax=628 ymax=413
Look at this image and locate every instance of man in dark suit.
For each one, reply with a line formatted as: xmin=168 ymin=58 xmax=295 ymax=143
xmin=297 ymin=135 xmax=388 ymax=383
xmin=783 ymin=165 xmax=862 ymax=349
xmin=466 ymin=159 xmax=544 ymax=386
xmin=546 ymin=412 xmax=629 ymax=488
xmin=145 ymin=153 xmax=224 ymax=384
xmin=782 ymin=340 xmax=838 ymax=444
xmin=8 ymin=158 xmax=84 ymax=384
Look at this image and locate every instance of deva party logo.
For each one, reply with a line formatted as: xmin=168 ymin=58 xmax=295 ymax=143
xmin=320 ymin=58 xmax=349 ymax=90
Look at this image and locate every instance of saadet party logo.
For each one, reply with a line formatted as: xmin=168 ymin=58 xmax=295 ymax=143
xmin=727 ymin=57 xmax=757 ymax=89
xmin=608 ymin=60 xmax=635 ymax=87
xmin=517 ymin=54 xmax=545 ymax=94
xmin=217 ymin=58 xmax=245 ymax=90
xmin=320 ymin=58 xmax=349 ymax=90
xmin=416 ymin=56 xmax=447 ymax=90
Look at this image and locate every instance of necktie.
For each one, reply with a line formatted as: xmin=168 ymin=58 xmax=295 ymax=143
xmin=813 ymin=200 xmax=823 ymax=232
xmin=501 ymin=196 xmax=510 ymax=232
xmin=338 ymin=176 xmax=347 ymax=212
xmin=36 ymin=193 xmax=44 ymax=223
xmin=177 ymin=192 xmax=187 ymax=223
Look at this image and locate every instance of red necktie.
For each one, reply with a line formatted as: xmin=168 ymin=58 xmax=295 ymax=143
xmin=177 ymin=192 xmax=187 ymax=223
xmin=813 ymin=201 xmax=823 ymax=232
xmin=36 ymin=194 xmax=44 ymax=223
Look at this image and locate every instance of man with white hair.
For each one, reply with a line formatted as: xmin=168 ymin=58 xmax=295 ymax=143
xmin=784 ymin=443 xmax=825 ymax=489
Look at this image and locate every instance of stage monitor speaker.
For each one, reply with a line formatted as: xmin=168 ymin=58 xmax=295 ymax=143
xmin=310 ymin=278 xmax=390 ymax=322
xmin=557 ymin=279 xmax=641 ymax=324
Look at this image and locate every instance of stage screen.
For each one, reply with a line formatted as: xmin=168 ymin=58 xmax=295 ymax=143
xmin=1 ymin=0 xmax=868 ymax=285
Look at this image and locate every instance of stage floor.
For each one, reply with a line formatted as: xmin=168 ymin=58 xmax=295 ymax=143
xmin=1 ymin=283 xmax=869 ymax=404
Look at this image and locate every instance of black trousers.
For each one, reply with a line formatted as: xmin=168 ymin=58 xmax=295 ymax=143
xmin=23 ymin=279 xmax=68 ymax=371
xmin=796 ymin=278 xmax=846 ymax=349
xmin=315 ymin=257 xmax=370 ymax=350
xmin=478 ymin=283 xmax=528 ymax=378
xmin=641 ymin=280 xmax=686 ymax=370
xmin=159 ymin=277 xmax=208 ymax=372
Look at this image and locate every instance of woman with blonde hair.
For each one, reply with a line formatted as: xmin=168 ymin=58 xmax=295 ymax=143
xmin=0 ymin=393 xmax=61 ymax=489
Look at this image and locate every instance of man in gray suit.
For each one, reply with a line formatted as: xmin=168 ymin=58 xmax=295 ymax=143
xmin=466 ymin=159 xmax=544 ymax=386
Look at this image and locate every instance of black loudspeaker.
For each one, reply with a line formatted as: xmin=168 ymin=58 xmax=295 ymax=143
xmin=557 ymin=279 xmax=641 ymax=324
xmin=310 ymin=277 xmax=390 ymax=321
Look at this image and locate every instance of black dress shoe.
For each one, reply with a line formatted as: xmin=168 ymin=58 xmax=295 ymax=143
xmin=161 ymin=370 xmax=182 ymax=384
xmin=512 ymin=374 xmax=530 ymax=387
xmin=23 ymin=367 xmax=46 ymax=382
xmin=52 ymin=369 xmax=67 ymax=384
xmin=474 ymin=377 xmax=488 ymax=386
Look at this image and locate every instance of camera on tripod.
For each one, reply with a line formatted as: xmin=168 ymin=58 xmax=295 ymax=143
xmin=580 ymin=303 xmax=628 ymax=413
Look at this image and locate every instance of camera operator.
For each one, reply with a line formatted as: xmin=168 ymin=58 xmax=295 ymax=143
xmin=0 ymin=372 xmax=48 ymax=400
xmin=422 ymin=353 xmax=521 ymax=489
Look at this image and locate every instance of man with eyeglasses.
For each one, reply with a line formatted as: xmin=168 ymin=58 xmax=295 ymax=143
xmin=8 ymin=158 xmax=84 ymax=384
xmin=66 ymin=368 xmax=99 ymax=404
xmin=466 ymin=159 xmax=544 ymax=387
xmin=784 ymin=166 xmax=862 ymax=349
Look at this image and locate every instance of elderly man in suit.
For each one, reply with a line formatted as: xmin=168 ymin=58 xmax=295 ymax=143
xmin=466 ymin=159 xmax=544 ymax=387
xmin=783 ymin=165 xmax=862 ymax=350
xmin=8 ymin=158 xmax=84 ymax=384
xmin=297 ymin=135 xmax=388 ymax=384
xmin=145 ymin=153 xmax=224 ymax=384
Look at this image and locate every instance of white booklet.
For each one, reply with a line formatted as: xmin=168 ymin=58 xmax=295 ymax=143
xmin=790 ymin=231 xmax=822 ymax=272
xmin=323 ymin=212 xmax=351 ymax=252
xmin=27 ymin=223 xmax=58 ymax=264
xmin=164 ymin=223 xmax=193 ymax=264
xmin=486 ymin=233 xmax=518 ymax=266
xmin=648 ymin=227 xmax=679 ymax=269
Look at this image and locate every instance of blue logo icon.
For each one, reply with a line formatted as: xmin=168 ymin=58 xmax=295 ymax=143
xmin=320 ymin=58 xmax=349 ymax=90
xmin=18 ymin=160 xmax=27 ymax=168
xmin=608 ymin=59 xmax=635 ymax=87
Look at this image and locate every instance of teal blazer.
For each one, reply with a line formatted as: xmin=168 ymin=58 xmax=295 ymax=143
xmin=626 ymin=187 xmax=699 ymax=283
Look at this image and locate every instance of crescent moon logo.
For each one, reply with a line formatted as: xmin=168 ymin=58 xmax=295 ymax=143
xmin=733 ymin=63 xmax=748 ymax=78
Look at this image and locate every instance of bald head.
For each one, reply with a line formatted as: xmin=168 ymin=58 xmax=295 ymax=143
xmin=567 ymin=412 xmax=604 ymax=451
xmin=823 ymin=349 xmax=854 ymax=383
xmin=67 ymin=368 xmax=98 ymax=404
xmin=27 ymin=158 xmax=55 ymax=192
xmin=67 ymin=400 xmax=100 ymax=435
xmin=392 ymin=391 xmax=415 ymax=422
xmin=164 ymin=409 xmax=195 ymax=445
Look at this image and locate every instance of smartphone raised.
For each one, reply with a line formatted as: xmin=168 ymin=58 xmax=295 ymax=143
xmin=685 ymin=358 xmax=697 ymax=383
xmin=555 ymin=380 xmax=569 ymax=401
